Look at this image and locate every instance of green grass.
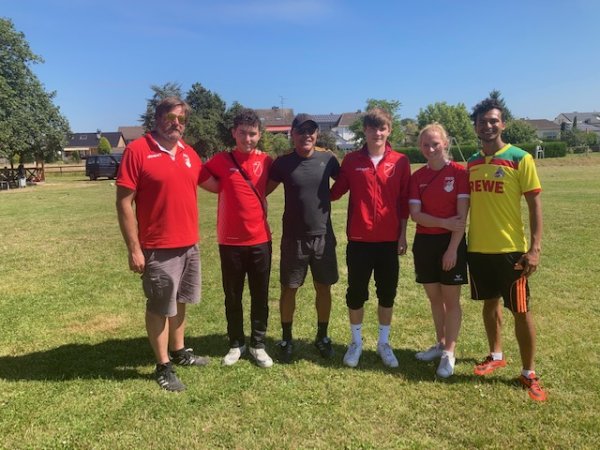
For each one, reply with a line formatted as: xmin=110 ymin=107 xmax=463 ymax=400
xmin=1 ymin=154 xmax=599 ymax=449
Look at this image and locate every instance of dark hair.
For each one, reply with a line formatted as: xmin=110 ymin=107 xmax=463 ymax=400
xmin=470 ymin=98 xmax=504 ymax=124
xmin=154 ymin=96 xmax=191 ymax=121
xmin=363 ymin=107 xmax=392 ymax=129
xmin=233 ymin=108 xmax=261 ymax=129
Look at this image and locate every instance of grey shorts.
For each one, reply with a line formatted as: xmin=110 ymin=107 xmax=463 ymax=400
xmin=280 ymin=233 xmax=339 ymax=288
xmin=141 ymin=245 xmax=201 ymax=317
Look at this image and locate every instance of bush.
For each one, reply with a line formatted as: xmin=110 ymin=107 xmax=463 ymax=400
xmin=395 ymin=140 xmax=567 ymax=163
xmin=517 ymin=141 xmax=567 ymax=158
xmin=396 ymin=144 xmax=479 ymax=164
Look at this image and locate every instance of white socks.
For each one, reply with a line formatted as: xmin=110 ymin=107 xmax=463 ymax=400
xmin=351 ymin=324 xmax=362 ymax=346
xmin=378 ymin=324 xmax=390 ymax=345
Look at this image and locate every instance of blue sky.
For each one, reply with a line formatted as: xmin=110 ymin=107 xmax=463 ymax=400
xmin=3 ymin=0 xmax=600 ymax=132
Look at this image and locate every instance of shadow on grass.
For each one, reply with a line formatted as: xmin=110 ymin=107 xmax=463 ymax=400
xmin=249 ymin=338 xmax=517 ymax=387
xmin=0 ymin=335 xmax=516 ymax=388
xmin=0 ymin=334 xmax=226 ymax=382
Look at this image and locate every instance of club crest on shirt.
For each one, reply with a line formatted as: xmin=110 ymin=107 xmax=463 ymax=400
xmin=444 ymin=177 xmax=455 ymax=193
xmin=494 ymin=167 xmax=505 ymax=178
xmin=383 ymin=162 xmax=395 ymax=178
xmin=253 ymin=161 xmax=262 ymax=176
xmin=183 ymin=153 xmax=191 ymax=168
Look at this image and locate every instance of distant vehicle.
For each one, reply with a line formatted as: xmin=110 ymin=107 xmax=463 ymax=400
xmin=85 ymin=154 xmax=122 ymax=181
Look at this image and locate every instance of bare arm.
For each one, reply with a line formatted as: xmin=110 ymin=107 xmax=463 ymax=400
xmin=199 ymin=175 xmax=219 ymax=193
xmin=409 ymin=202 xmax=466 ymax=232
xmin=519 ymin=191 xmax=543 ymax=277
xmin=441 ymin=197 xmax=469 ymax=271
xmin=397 ymin=219 xmax=408 ymax=255
xmin=266 ymin=179 xmax=280 ymax=196
xmin=116 ymin=186 xmax=145 ymax=274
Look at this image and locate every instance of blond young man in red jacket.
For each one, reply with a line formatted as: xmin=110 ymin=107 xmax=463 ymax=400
xmin=331 ymin=108 xmax=411 ymax=368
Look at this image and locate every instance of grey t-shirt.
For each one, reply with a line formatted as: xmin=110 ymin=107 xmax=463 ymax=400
xmin=270 ymin=149 xmax=340 ymax=238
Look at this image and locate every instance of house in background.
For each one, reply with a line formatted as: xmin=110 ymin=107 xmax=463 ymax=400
xmin=554 ymin=112 xmax=600 ymax=137
xmin=311 ymin=114 xmax=341 ymax=133
xmin=63 ymin=131 xmax=125 ymax=159
xmin=523 ymin=119 xmax=561 ymax=140
xmin=255 ymin=107 xmax=295 ymax=135
xmin=118 ymin=126 xmax=145 ymax=144
xmin=332 ymin=111 xmax=363 ymax=151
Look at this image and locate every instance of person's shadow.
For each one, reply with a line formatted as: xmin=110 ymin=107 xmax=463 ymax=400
xmin=0 ymin=334 xmax=225 ymax=382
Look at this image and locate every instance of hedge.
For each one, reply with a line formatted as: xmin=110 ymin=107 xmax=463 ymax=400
xmin=395 ymin=141 xmax=567 ymax=163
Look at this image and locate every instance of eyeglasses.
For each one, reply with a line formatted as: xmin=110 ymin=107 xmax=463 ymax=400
xmin=164 ymin=113 xmax=187 ymax=124
xmin=294 ymin=125 xmax=318 ymax=135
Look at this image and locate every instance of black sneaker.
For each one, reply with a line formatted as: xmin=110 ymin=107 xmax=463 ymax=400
xmin=155 ymin=364 xmax=186 ymax=392
xmin=170 ymin=348 xmax=210 ymax=366
xmin=278 ymin=340 xmax=294 ymax=364
xmin=314 ymin=336 xmax=334 ymax=358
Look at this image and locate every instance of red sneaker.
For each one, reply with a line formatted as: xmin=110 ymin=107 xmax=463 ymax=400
xmin=474 ymin=355 xmax=507 ymax=376
xmin=518 ymin=374 xmax=547 ymax=402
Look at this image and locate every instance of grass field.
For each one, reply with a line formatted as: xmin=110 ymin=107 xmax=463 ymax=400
xmin=1 ymin=154 xmax=599 ymax=449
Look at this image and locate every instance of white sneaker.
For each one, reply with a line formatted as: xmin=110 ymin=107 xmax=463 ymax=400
xmin=415 ymin=343 xmax=443 ymax=362
xmin=249 ymin=347 xmax=273 ymax=368
xmin=343 ymin=342 xmax=362 ymax=368
xmin=377 ymin=342 xmax=399 ymax=368
xmin=436 ymin=352 xmax=456 ymax=378
xmin=222 ymin=345 xmax=246 ymax=366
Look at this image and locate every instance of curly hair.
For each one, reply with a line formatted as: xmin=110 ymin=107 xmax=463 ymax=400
xmin=470 ymin=98 xmax=505 ymax=124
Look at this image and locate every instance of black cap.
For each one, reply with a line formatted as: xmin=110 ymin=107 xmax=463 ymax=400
xmin=291 ymin=113 xmax=319 ymax=130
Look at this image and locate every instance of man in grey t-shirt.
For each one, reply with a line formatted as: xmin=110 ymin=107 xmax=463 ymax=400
xmin=267 ymin=114 xmax=340 ymax=363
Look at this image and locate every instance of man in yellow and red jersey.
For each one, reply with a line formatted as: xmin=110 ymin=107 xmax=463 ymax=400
xmin=467 ymin=97 xmax=546 ymax=401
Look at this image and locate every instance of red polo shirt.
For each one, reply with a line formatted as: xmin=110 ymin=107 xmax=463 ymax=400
xmin=116 ymin=134 xmax=210 ymax=249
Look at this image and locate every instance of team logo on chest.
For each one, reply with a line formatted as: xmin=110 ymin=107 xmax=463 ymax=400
xmin=444 ymin=177 xmax=455 ymax=193
xmin=383 ymin=162 xmax=395 ymax=178
xmin=253 ymin=161 xmax=263 ymax=176
xmin=182 ymin=153 xmax=192 ymax=168
xmin=494 ymin=167 xmax=505 ymax=178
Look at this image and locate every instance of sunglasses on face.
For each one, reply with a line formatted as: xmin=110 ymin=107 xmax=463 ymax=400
xmin=164 ymin=113 xmax=187 ymax=124
xmin=295 ymin=125 xmax=317 ymax=135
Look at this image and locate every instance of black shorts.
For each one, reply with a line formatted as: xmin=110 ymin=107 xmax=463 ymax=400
xmin=412 ymin=233 xmax=467 ymax=285
xmin=280 ymin=233 xmax=339 ymax=288
xmin=346 ymin=241 xmax=399 ymax=309
xmin=468 ymin=252 xmax=530 ymax=313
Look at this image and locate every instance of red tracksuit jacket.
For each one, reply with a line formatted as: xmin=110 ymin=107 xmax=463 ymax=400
xmin=331 ymin=143 xmax=410 ymax=242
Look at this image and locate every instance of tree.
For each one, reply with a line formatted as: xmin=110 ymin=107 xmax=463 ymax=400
xmin=417 ymin=102 xmax=477 ymax=144
xmin=349 ymin=99 xmax=404 ymax=147
xmin=316 ymin=130 xmax=338 ymax=152
xmin=139 ymin=82 xmax=183 ymax=131
xmin=97 ymin=136 xmax=112 ymax=154
xmin=259 ymin=131 xmax=289 ymax=156
xmin=221 ymin=101 xmax=246 ymax=149
xmin=502 ymin=120 xmax=537 ymax=144
xmin=184 ymin=82 xmax=228 ymax=158
xmin=0 ymin=18 xmax=70 ymax=164
xmin=400 ymin=118 xmax=419 ymax=146
xmin=489 ymin=89 xmax=514 ymax=122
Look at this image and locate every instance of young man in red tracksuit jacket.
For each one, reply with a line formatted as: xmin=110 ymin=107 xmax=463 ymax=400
xmin=331 ymin=108 xmax=411 ymax=368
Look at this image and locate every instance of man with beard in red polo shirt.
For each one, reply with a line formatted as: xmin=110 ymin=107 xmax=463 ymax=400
xmin=116 ymin=97 xmax=218 ymax=392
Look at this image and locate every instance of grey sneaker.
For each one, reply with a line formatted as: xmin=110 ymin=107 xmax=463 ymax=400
xmin=377 ymin=342 xmax=399 ymax=368
xmin=249 ymin=347 xmax=273 ymax=368
xmin=343 ymin=342 xmax=362 ymax=368
xmin=415 ymin=343 xmax=443 ymax=362
xmin=155 ymin=364 xmax=186 ymax=392
xmin=436 ymin=353 xmax=456 ymax=378
xmin=222 ymin=345 xmax=246 ymax=366
xmin=170 ymin=348 xmax=210 ymax=366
